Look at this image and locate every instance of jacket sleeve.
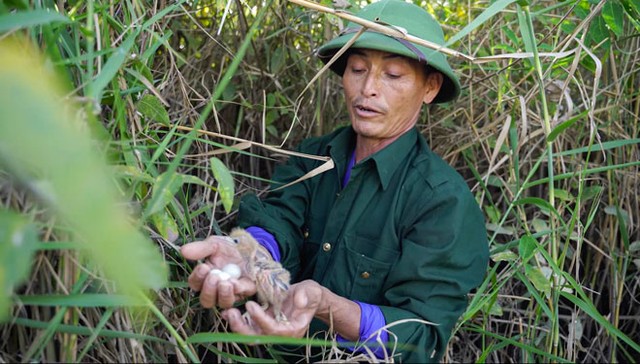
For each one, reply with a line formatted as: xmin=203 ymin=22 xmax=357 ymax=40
xmin=379 ymin=179 xmax=489 ymax=363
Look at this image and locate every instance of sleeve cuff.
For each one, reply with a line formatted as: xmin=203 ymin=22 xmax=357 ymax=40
xmin=336 ymin=301 xmax=388 ymax=358
xmin=245 ymin=226 xmax=281 ymax=262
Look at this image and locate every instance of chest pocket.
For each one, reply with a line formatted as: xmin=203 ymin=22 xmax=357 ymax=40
xmin=343 ymin=234 xmax=400 ymax=304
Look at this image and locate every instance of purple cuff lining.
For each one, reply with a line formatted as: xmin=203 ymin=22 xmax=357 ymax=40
xmin=336 ymin=301 xmax=388 ymax=358
xmin=245 ymin=226 xmax=281 ymax=262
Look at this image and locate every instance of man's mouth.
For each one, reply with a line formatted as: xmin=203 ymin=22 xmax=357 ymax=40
xmin=354 ymin=103 xmax=382 ymax=115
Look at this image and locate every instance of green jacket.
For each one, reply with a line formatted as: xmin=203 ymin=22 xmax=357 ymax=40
xmin=237 ymin=126 xmax=489 ymax=362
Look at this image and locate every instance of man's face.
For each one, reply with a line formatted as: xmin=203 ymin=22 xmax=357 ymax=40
xmin=342 ymin=49 xmax=442 ymax=144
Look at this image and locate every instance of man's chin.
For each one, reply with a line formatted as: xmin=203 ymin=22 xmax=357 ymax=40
xmin=351 ymin=122 xmax=381 ymax=137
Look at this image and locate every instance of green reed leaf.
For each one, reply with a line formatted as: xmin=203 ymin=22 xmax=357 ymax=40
xmin=86 ymin=32 xmax=136 ymax=100
xmin=0 ymin=38 xmax=167 ymax=298
xmin=602 ymin=0 xmax=625 ymax=37
xmin=524 ymin=264 xmax=551 ymax=298
xmin=17 ymin=293 xmax=143 ymax=307
xmin=518 ymin=234 xmax=538 ymax=264
xmin=149 ymin=210 xmax=179 ymax=243
xmin=446 ymin=0 xmax=518 ymax=45
xmin=13 ymin=317 xmax=168 ymax=343
xmin=188 ymin=331 xmax=332 ymax=347
xmin=147 ymin=172 xmax=184 ymax=217
xmin=547 ymin=110 xmax=588 ymax=142
xmin=0 ymin=8 xmax=70 ymax=33
xmin=561 ymin=289 xmax=640 ymax=353
xmin=491 ymin=250 xmax=519 ymax=262
xmin=136 ymin=94 xmax=170 ymax=125
xmin=210 ymin=157 xmax=235 ymax=214
xmin=0 ymin=209 xmax=39 ymax=321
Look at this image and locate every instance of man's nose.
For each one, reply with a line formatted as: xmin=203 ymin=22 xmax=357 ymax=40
xmin=362 ymin=73 xmax=380 ymax=97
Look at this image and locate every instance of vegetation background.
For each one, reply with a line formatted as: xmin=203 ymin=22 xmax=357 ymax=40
xmin=1 ymin=0 xmax=639 ymax=362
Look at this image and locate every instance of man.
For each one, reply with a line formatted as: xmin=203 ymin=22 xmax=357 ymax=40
xmin=181 ymin=0 xmax=489 ymax=362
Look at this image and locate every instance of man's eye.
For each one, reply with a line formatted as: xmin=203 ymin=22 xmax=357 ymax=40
xmin=350 ymin=68 xmax=365 ymax=74
xmin=387 ymin=73 xmax=401 ymax=79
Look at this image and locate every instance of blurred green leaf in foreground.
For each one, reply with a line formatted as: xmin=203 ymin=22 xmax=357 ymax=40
xmin=0 ymin=37 xmax=168 ymax=317
xmin=0 ymin=210 xmax=39 ymax=321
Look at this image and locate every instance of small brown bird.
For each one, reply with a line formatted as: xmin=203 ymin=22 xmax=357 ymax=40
xmin=230 ymin=228 xmax=291 ymax=322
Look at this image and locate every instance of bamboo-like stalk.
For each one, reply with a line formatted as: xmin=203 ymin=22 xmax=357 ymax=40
xmin=85 ymin=0 xmax=95 ymax=92
xmin=518 ymin=4 xmax=559 ymax=358
xmin=143 ymin=294 xmax=201 ymax=363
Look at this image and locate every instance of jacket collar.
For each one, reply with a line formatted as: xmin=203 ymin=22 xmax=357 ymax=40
xmin=326 ymin=126 xmax=420 ymax=191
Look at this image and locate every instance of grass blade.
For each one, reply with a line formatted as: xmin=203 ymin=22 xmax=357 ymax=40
xmin=0 ymin=38 xmax=167 ymax=297
xmin=446 ymin=0 xmax=518 ymax=45
xmin=0 ymin=9 xmax=70 ymax=32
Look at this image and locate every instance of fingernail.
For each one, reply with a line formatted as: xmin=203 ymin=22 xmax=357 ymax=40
xmin=198 ymin=264 xmax=211 ymax=278
xmin=246 ymin=301 xmax=261 ymax=314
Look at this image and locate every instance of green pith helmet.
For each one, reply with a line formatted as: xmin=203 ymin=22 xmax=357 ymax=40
xmin=317 ymin=0 xmax=460 ymax=103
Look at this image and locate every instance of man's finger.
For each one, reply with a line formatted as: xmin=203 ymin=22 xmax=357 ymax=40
xmin=187 ymin=263 xmax=213 ymax=291
xmin=199 ymin=271 xmax=222 ymax=308
xmin=231 ymin=277 xmax=258 ymax=298
xmin=180 ymin=239 xmax=219 ymax=261
xmin=216 ymin=281 xmax=236 ymax=309
xmin=181 ymin=236 xmax=236 ymax=261
xmin=222 ymin=308 xmax=259 ymax=335
xmin=245 ymin=301 xmax=279 ymax=334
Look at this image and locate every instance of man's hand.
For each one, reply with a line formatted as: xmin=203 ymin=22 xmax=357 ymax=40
xmin=221 ymin=280 xmax=323 ymax=338
xmin=181 ymin=236 xmax=257 ymax=308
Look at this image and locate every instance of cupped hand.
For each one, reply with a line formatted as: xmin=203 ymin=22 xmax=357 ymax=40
xmin=181 ymin=236 xmax=257 ymax=308
xmin=221 ymin=280 xmax=324 ymax=338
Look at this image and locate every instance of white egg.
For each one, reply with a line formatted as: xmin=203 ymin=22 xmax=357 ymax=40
xmin=222 ymin=263 xmax=242 ymax=279
xmin=208 ymin=268 xmax=232 ymax=281
xmin=217 ymin=271 xmax=231 ymax=281
xmin=208 ymin=269 xmax=223 ymax=276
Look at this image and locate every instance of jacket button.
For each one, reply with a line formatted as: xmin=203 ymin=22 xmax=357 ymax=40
xmin=322 ymin=242 xmax=332 ymax=252
xmin=360 ymin=271 xmax=371 ymax=279
xmin=303 ymin=230 xmax=309 ymax=239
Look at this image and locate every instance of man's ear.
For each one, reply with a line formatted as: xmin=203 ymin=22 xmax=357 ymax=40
xmin=422 ymin=72 xmax=444 ymax=104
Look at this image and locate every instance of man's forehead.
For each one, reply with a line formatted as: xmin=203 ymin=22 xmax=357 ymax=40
xmin=348 ymin=48 xmax=426 ymax=70
xmin=349 ymin=48 xmax=409 ymax=61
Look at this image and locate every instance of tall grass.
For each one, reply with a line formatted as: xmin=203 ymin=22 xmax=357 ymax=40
xmin=1 ymin=0 xmax=639 ymax=362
